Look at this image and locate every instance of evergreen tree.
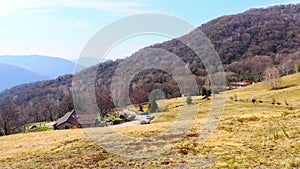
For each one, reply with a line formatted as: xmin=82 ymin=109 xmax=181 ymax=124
xmin=186 ymin=92 xmax=192 ymax=105
xmin=296 ymin=64 xmax=300 ymax=72
xmin=199 ymin=87 xmax=207 ymax=96
xmin=148 ymin=99 xmax=158 ymax=113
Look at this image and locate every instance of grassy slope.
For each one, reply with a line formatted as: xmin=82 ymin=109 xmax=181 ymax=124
xmin=1 ymin=74 xmax=300 ymax=168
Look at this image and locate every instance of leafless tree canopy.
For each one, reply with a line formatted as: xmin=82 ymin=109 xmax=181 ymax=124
xmin=0 ymin=103 xmax=21 ymax=136
xmin=0 ymin=4 xmax=299 ymax=135
xmin=263 ymin=67 xmax=281 ymax=89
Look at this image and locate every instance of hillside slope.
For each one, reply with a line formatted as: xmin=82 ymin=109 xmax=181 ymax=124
xmin=201 ymin=4 xmax=300 ymax=64
xmin=0 ymin=73 xmax=299 ymax=168
xmin=226 ymin=72 xmax=300 ymax=106
xmin=0 ymin=4 xmax=299 ymax=122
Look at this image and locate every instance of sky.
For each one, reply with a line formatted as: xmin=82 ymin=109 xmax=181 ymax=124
xmin=0 ymin=0 xmax=299 ymax=61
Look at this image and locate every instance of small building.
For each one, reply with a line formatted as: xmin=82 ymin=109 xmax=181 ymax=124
xmin=230 ymin=82 xmax=248 ymax=89
xmin=53 ymin=110 xmax=81 ymax=130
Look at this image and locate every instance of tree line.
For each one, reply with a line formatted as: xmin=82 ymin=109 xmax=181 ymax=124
xmin=0 ymin=4 xmax=299 ymax=135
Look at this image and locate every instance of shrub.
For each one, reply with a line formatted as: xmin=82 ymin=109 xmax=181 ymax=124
xmin=112 ymin=118 xmax=123 ymax=125
xmin=285 ymin=99 xmax=289 ymax=106
xmin=186 ymin=92 xmax=192 ymax=105
xmin=272 ymin=98 xmax=276 ymax=105
xmin=148 ymin=99 xmax=158 ymax=113
xmin=297 ymin=64 xmax=300 ymax=72
xmin=234 ymin=94 xmax=238 ymax=101
xmin=199 ymin=87 xmax=207 ymax=96
xmin=207 ymin=89 xmax=212 ymax=96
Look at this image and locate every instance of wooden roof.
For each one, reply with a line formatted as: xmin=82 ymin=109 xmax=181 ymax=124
xmin=53 ymin=110 xmax=80 ymax=127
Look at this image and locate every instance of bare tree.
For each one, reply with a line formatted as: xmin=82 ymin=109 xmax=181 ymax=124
xmin=19 ymin=104 xmax=30 ymax=133
xmin=263 ymin=67 xmax=281 ymax=89
xmin=130 ymin=87 xmax=148 ymax=111
xmin=26 ymin=101 xmax=39 ymax=122
xmin=57 ymin=93 xmax=74 ymax=119
xmin=0 ymin=103 xmax=21 ymax=136
xmin=250 ymin=55 xmax=273 ymax=81
xmin=278 ymin=57 xmax=297 ymax=76
xmin=42 ymin=100 xmax=56 ymax=122
xmin=96 ymin=90 xmax=115 ymax=118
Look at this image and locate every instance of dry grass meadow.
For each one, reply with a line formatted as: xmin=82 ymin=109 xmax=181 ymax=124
xmin=0 ymin=73 xmax=300 ymax=168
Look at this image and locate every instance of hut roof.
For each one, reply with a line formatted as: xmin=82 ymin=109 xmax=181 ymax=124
xmin=53 ymin=110 xmax=79 ymax=127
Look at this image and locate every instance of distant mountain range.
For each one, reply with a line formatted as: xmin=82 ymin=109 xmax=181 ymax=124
xmin=0 ymin=55 xmax=81 ymax=91
xmin=0 ymin=63 xmax=49 ymax=91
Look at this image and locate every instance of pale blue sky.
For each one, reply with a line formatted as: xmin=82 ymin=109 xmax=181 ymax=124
xmin=0 ymin=0 xmax=299 ymax=60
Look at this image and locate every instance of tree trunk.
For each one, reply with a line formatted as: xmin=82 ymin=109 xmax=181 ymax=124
xmin=138 ymin=103 xmax=143 ymax=112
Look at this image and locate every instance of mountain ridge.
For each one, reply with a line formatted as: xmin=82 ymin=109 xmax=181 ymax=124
xmin=0 ymin=55 xmax=84 ymax=91
xmin=0 ymin=4 xmax=299 ymax=123
xmin=0 ymin=63 xmax=49 ymax=91
xmin=0 ymin=55 xmax=77 ymax=77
